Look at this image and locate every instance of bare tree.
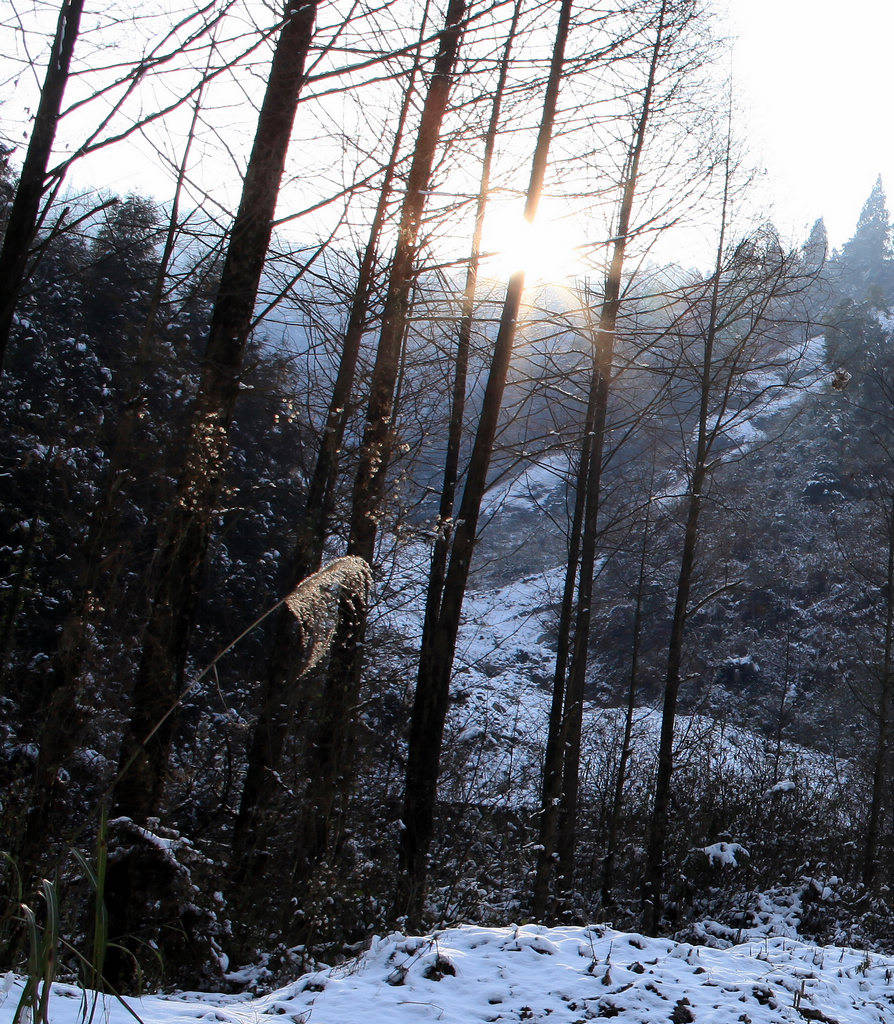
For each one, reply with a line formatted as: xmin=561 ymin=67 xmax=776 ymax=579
xmin=533 ymin=0 xmax=669 ymax=916
xmin=399 ymin=0 xmax=574 ymax=925
xmin=230 ymin=1 xmax=433 ymax=883
xmin=421 ymin=0 xmax=522 ymax=649
xmin=642 ymin=137 xmax=815 ymax=930
xmin=601 ymin=468 xmax=654 ymax=910
xmin=290 ymin=0 xmax=470 ymax=880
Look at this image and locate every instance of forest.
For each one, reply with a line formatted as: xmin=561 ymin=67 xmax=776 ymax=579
xmin=0 ymin=0 xmax=892 ymax=1020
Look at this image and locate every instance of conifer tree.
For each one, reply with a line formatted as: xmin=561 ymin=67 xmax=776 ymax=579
xmin=838 ymin=175 xmax=893 ymax=301
xmin=803 ymin=217 xmax=828 ymax=269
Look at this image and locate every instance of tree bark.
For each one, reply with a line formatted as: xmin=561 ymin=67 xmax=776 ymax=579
xmin=421 ymin=0 xmax=521 ymax=633
xmin=601 ymin=486 xmax=652 ymax=910
xmin=347 ymin=0 xmax=467 ymax=564
xmin=398 ymin=0 xmax=574 ymax=926
xmin=112 ymin=0 xmax=318 ymax=824
xmin=530 ymin=394 xmax=593 ymax=919
xmin=0 ymin=0 xmax=86 ymax=373
xmin=552 ymin=0 xmax=667 ymax=909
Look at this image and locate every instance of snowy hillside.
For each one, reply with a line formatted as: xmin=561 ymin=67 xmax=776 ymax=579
xmin=371 ymin=332 xmax=845 ymax=809
xmin=7 ymin=925 xmax=893 ymax=1024
xmin=383 ymin=541 xmax=844 ymax=810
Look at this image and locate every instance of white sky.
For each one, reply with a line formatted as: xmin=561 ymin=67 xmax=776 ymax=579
xmin=2 ymin=0 xmax=891 ymax=263
xmin=725 ymin=0 xmax=894 ymax=250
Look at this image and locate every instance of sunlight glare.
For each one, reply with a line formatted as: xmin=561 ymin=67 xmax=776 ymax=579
xmin=481 ymin=203 xmax=584 ymax=283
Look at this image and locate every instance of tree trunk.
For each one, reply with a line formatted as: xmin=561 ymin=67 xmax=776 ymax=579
xmin=282 ymin=0 xmax=432 ymax=593
xmin=863 ymin=491 xmax=894 ymax=885
xmin=554 ymin=347 xmax=610 ymax=903
xmin=290 ymin=0 xmax=469 ymax=877
xmin=421 ymin=0 xmax=521 ymax=632
xmin=601 ymin=485 xmax=651 ymax=910
xmin=398 ymin=0 xmax=574 ymax=926
xmin=643 ymin=459 xmax=703 ymax=932
xmin=530 ymin=396 xmax=593 ymax=919
xmin=112 ymin=0 xmax=318 ymax=825
xmin=643 ymin=127 xmax=730 ymax=933
xmin=0 ymin=0 xmax=86 ymax=373
xmin=552 ymin=0 xmax=667 ymax=909
xmin=347 ymin=0 xmax=467 ymax=564
xmin=230 ymin=6 xmax=430 ymax=878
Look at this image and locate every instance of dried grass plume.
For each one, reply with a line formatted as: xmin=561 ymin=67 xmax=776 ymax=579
xmin=284 ymin=556 xmax=373 ymax=673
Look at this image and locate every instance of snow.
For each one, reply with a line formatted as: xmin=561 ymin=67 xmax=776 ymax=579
xmin=698 ymin=841 xmax=749 ymax=868
xmin=726 ymin=334 xmax=829 ymax=444
xmin=764 ymin=780 xmax=797 ymax=798
xmin=726 ymin=655 xmax=760 ymax=671
xmin=365 ymin=330 xmax=846 ymax=813
xmin=685 ymin=876 xmax=850 ymax=949
xmin=5 ymin=925 xmax=893 ymax=1024
xmin=376 ymin=537 xmax=846 ymax=812
xmin=481 ymin=453 xmax=569 ymax=514
xmin=655 ymin=334 xmax=828 ymax=510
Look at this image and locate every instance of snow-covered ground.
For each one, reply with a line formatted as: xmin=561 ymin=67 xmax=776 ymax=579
xmin=720 ymin=333 xmax=829 ymax=449
xmin=7 ymin=924 xmax=893 ymax=1024
xmin=655 ymin=333 xmax=829 ymax=507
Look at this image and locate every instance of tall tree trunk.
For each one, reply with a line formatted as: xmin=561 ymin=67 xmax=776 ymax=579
xmin=282 ymin=0 xmax=432 ymax=593
xmin=530 ymin=379 xmax=595 ymax=918
xmin=548 ymin=0 xmax=667 ymax=910
xmin=643 ymin=129 xmax=730 ymax=934
xmin=112 ymin=0 xmax=318 ymax=825
xmin=863 ymin=491 xmax=894 ymax=885
xmin=347 ymin=0 xmax=467 ymax=564
xmin=422 ymin=0 xmax=521 ymax=632
xmin=642 ymin=460 xmax=704 ymax=931
xmin=398 ymin=0 xmax=574 ymax=926
xmin=290 ymin=0 xmax=469 ymax=879
xmin=0 ymin=0 xmax=86 ymax=373
xmin=553 ymin=340 xmax=609 ymax=903
xmin=601 ymin=485 xmax=652 ymax=910
xmin=230 ymin=3 xmax=431 ymax=879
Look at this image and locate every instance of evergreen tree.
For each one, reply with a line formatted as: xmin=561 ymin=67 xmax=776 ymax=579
xmin=838 ymin=175 xmax=894 ymax=303
xmin=803 ymin=217 xmax=828 ymax=270
xmin=797 ymin=217 xmax=829 ymax=326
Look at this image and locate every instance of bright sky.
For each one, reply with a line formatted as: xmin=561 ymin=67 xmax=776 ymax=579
xmin=726 ymin=0 xmax=894 ymax=250
xmin=2 ymin=0 xmax=891 ymax=267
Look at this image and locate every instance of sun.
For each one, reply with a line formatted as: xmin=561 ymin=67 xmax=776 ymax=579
xmin=481 ymin=201 xmax=585 ymax=283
